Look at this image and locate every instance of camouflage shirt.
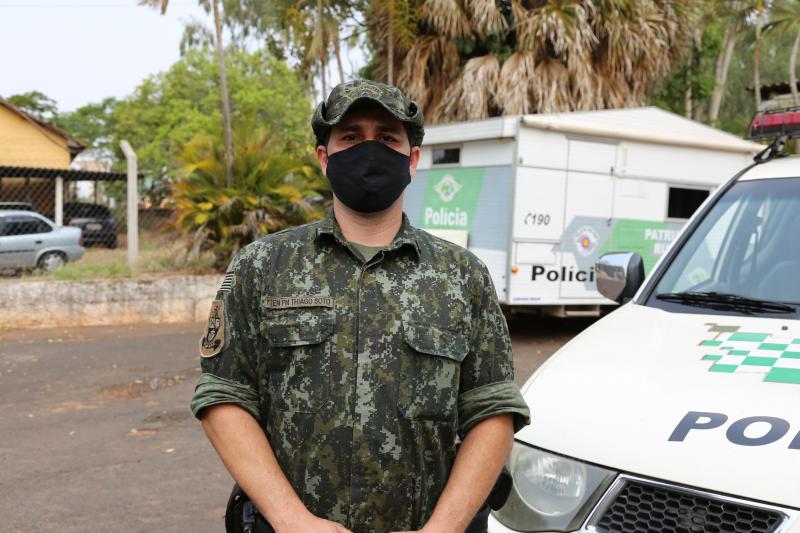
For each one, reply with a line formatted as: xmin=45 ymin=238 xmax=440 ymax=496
xmin=191 ymin=211 xmax=530 ymax=532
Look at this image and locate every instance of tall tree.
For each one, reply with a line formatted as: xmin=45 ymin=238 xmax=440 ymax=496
xmin=212 ymin=0 xmax=235 ymax=186
xmin=651 ymin=11 xmax=722 ymax=122
xmin=709 ymin=22 xmax=740 ymax=124
xmin=754 ymin=0 xmax=765 ymax=110
xmin=283 ymin=0 xmax=355 ymax=99
xmin=5 ymin=91 xmax=59 ymax=122
xmin=712 ymin=19 xmax=797 ymax=135
xmin=369 ymin=0 xmax=416 ymax=85
xmin=141 ymin=0 xmax=235 ymax=186
xmin=650 ymin=1 xmax=774 ymax=123
xmin=702 ymin=1 xmax=758 ymax=125
xmin=111 ymin=48 xmax=312 ymax=180
xmin=180 ymin=0 xmax=361 ymax=98
xmin=366 ymin=0 xmax=693 ymax=123
xmin=767 ymin=0 xmax=800 ymax=106
xmin=57 ymin=98 xmax=118 ymax=155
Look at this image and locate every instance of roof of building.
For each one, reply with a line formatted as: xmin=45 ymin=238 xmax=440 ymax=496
xmin=0 ymin=165 xmax=139 ymax=182
xmin=0 ymin=98 xmax=86 ymax=159
xmin=523 ymin=107 xmax=762 ymax=153
xmin=748 ymin=81 xmax=800 ymax=101
xmin=424 ymin=107 xmax=762 ymax=154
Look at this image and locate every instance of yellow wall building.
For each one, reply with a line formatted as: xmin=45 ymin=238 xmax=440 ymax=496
xmin=0 ymin=100 xmax=84 ymax=215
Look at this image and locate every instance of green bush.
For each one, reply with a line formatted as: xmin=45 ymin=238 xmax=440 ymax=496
xmin=173 ymin=123 xmax=329 ymax=269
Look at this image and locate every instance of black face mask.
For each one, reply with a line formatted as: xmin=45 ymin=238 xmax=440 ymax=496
xmin=325 ymin=140 xmax=412 ymax=213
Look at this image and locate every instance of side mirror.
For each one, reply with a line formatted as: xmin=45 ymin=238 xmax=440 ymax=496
xmin=596 ymin=252 xmax=645 ymax=304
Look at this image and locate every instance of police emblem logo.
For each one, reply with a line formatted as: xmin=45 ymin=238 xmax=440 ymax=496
xmin=433 ymin=174 xmax=462 ymax=203
xmin=199 ymin=300 xmax=225 ymax=358
xmin=573 ymin=225 xmax=600 ymax=257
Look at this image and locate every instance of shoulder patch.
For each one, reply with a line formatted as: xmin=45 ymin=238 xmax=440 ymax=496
xmin=199 ymin=300 xmax=225 ymax=358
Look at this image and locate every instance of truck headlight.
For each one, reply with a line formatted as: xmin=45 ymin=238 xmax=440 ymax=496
xmin=492 ymin=442 xmax=617 ymax=532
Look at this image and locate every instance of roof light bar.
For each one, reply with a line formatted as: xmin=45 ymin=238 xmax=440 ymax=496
xmin=748 ymin=106 xmax=800 ymax=140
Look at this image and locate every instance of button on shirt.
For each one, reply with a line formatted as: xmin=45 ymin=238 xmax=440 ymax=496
xmin=191 ymin=211 xmax=530 ymax=532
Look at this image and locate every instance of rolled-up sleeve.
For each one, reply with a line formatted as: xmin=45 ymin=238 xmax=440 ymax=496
xmin=458 ymin=262 xmax=530 ymax=438
xmin=191 ymin=373 xmax=261 ymax=420
xmin=191 ymin=247 xmax=263 ymax=420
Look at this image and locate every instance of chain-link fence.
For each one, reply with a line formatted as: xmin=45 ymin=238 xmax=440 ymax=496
xmin=0 ymin=160 xmax=206 ymax=279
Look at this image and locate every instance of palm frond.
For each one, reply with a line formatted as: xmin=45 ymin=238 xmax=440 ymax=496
xmin=496 ymin=52 xmax=536 ymax=115
xmin=441 ymin=54 xmax=500 ymax=121
xmin=418 ymin=0 xmax=472 ymax=39
xmin=509 ymin=0 xmax=527 ymax=25
xmin=173 ymin=123 xmax=328 ymax=268
xmin=517 ymin=0 xmax=597 ymax=56
xmin=138 ymin=0 xmax=168 ymax=14
xmin=765 ymin=0 xmax=800 ymax=32
xmin=465 ymin=0 xmax=507 ymax=37
xmin=398 ymin=35 xmax=459 ymax=117
xmin=530 ymin=59 xmax=571 ymax=113
xmin=380 ymin=0 xmax=692 ymax=119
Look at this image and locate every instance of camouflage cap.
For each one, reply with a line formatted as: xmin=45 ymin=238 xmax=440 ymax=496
xmin=312 ymin=80 xmax=425 ymax=147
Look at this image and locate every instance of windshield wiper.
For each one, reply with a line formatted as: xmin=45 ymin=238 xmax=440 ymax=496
xmin=656 ymin=291 xmax=797 ymax=313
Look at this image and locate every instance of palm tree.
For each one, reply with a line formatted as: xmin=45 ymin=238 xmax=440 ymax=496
xmin=707 ymin=1 xmax=752 ymax=125
xmin=767 ymin=0 xmax=800 ymax=106
xmin=369 ymin=0 xmax=417 ymax=85
xmin=370 ymin=0 xmax=693 ymax=123
xmin=174 ymin=124 xmax=328 ymax=266
xmin=754 ymin=0 xmax=765 ymax=110
xmin=283 ymin=0 xmax=352 ymax=99
xmin=141 ymin=0 xmax=167 ymax=13
xmin=140 ymin=0 xmax=235 ymax=187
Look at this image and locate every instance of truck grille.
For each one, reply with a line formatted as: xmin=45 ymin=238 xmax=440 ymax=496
xmin=593 ymin=479 xmax=785 ymax=533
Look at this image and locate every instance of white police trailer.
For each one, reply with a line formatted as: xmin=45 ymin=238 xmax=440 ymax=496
xmin=405 ymin=107 xmax=762 ymax=316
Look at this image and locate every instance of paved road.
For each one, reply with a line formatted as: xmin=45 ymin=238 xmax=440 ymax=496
xmin=0 ymin=316 xmax=594 ymax=532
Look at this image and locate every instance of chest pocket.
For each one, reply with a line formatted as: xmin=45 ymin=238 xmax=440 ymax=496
xmin=263 ymin=308 xmax=334 ymax=413
xmin=399 ymin=320 xmax=469 ymax=421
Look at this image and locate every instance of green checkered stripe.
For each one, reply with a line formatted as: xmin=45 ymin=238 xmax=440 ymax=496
xmin=700 ymin=324 xmax=800 ymax=385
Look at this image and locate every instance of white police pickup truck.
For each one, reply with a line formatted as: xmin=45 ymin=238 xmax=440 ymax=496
xmin=489 ymin=109 xmax=800 ymax=533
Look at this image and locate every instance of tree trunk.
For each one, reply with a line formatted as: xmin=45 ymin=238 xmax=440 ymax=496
xmin=754 ymin=0 xmax=763 ymax=110
xmin=333 ymin=27 xmax=345 ymax=84
xmin=693 ymin=105 xmax=706 ymax=123
xmin=213 ymin=0 xmax=234 ymax=188
xmin=708 ymin=25 xmax=736 ymax=126
xmin=689 ymin=26 xmax=703 ymax=121
xmin=684 ymin=67 xmax=692 ymax=119
xmin=320 ymin=59 xmax=328 ymax=100
xmin=317 ymin=0 xmax=328 ymax=98
xmin=387 ymin=2 xmax=394 ymax=85
xmin=790 ymin=29 xmax=800 ymax=107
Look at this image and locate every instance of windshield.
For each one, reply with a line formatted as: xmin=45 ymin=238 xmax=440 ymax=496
xmin=648 ymin=177 xmax=800 ymax=317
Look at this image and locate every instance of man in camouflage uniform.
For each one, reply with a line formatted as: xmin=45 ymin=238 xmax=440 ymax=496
xmin=191 ymin=80 xmax=530 ymax=533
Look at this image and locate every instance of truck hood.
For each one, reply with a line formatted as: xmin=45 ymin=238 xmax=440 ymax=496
xmin=517 ymin=303 xmax=800 ymax=508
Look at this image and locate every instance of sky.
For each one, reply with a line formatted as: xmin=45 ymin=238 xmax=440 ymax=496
xmin=0 ymin=0 xmax=211 ymax=112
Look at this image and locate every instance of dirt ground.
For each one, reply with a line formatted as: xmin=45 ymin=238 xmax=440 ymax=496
xmin=0 ymin=316 xmax=594 ymax=532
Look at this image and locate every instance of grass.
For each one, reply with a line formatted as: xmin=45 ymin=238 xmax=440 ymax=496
xmin=19 ymin=232 xmax=218 ymax=281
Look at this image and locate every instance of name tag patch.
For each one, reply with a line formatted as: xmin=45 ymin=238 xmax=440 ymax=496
xmin=264 ymin=296 xmax=334 ymax=309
